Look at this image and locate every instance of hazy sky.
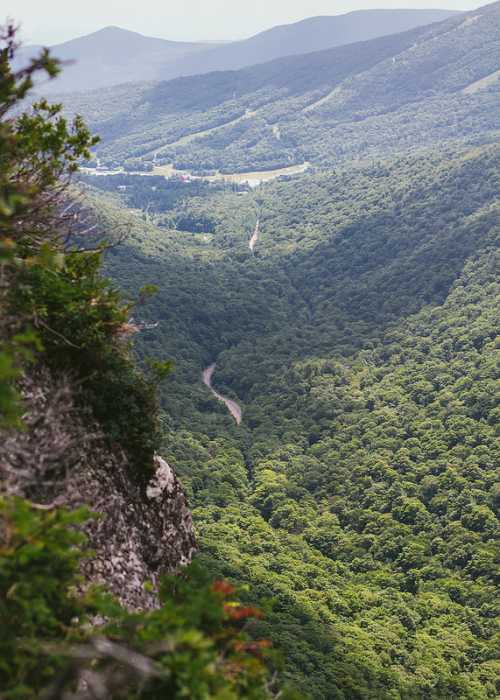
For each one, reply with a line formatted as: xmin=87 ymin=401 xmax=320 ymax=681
xmin=8 ymin=0 xmax=478 ymax=45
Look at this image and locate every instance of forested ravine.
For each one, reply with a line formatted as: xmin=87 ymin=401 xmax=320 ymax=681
xmin=202 ymin=363 xmax=242 ymax=424
xmin=95 ymin=136 xmax=500 ymax=700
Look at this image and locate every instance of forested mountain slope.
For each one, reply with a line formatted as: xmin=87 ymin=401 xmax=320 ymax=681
xmin=2 ymin=32 xmax=286 ymax=700
xmin=83 ymin=140 xmax=500 ymax=698
xmin=6 ymin=5 xmax=497 ymax=697
xmin=18 ymin=3 xmax=497 ymax=696
xmin=60 ymin=1 xmax=500 ymax=172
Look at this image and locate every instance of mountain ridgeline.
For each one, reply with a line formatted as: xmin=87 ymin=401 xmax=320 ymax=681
xmin=157 ymin=9 xmax=460 ymax=79
xmin=18 ymin=27 xmax=217 ymax=92
xmin=61 ymin=1 xmax=500 ymax=174
xmin=29 ymin=9 xmax=460 ymax=93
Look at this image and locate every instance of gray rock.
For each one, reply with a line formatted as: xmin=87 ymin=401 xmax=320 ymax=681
xmin=0 ymin=368 xmax=197 ymax=610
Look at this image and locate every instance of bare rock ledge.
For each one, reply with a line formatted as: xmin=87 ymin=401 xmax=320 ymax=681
xmin=0 ymin=369 xmax=197 ymax=610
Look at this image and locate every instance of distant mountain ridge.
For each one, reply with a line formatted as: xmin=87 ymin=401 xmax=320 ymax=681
xmin=168 ymin=8 xmax=461 ymax=79
xmin=59 ymin=1 xmax=500 ymax=174
xmin=28 ymin=8 xmax=461 ymax=92
xmin=22 ymin=26 xmax=216 ymax=92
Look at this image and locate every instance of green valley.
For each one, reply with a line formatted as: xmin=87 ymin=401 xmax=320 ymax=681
xmin=3 ymin=3 xmax=500 ymax=698
xmin=79 ymin=136 xmax=500 ymax=698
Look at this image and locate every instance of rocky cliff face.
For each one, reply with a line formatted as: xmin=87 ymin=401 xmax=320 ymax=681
xmin=0 ymin=368 xmax=197 ymax=610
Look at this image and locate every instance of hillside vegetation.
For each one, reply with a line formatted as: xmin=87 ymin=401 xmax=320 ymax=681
xmin=4 ymin=4 xmax=500 ymax=698
xmin=1 ymin=29 xmax=289 ymax=700
xmin=60 ymin=2 xmax=500 ymax=173
xmin=86 ymin=138 xmax=500 ymax=698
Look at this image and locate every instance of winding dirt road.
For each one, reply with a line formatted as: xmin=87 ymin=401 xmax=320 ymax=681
xmin=249 ymin=219 xmax=260 ymax=253
xmin=202 ymin=363 xmax=242 ymax=425
xmin=202 ymin=219 xmax=260 ymax=422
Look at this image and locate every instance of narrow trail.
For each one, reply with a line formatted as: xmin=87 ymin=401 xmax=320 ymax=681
xmin=249 ymin=218 xmax=260 ymax=253
xmin=202 ymin=363 xmax=242 ymax=425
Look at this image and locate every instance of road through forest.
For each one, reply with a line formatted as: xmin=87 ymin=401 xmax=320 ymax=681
xmin=202 ymin=217 xmax=262 ymax=422
xmin=249 ymin=218 xmax=260 ymax=253
xmin=202 ymin=363 xmax=242 ymax=425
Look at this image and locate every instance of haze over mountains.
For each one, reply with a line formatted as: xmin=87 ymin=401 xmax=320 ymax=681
xmin=62 ymin=2 xmax=500 ymax=174
xmin=20 ymin=27 xmax=216 ymax=92
xmin=158 ymin=9 xmax=461 ymax=80
xmin=33 ymin=8 xmax=460 ymax=92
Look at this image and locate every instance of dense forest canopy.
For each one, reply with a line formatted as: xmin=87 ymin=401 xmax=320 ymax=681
xmin=87 ymin=134 xmax=500 ymax=698
xmin=0 ymin=29 xmax=293 ymax=700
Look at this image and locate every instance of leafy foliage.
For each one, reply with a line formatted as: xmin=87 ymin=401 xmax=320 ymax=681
xmin=0 ymin=497 xmax=90 ymax=698
xmin=61 ymin=3 xmax=500 ymax=173
xmin=0 ymin=27 xmax=163 ymax=480
xmin=1 ymin=29 xmax=287 ymax=700
xmin=0 ymin=24 xmax=94 ymax=427
xmin=3 ymin=8 xmax=500 ymax=698
xmin=96 ymin=136 xmax=500 ymax=698
xmin=0 ymin=498 xmax=289 ymax=699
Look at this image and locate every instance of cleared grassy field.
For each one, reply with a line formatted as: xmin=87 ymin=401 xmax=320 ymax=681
xmin=152 ymin=161 xmax=310 ymax=186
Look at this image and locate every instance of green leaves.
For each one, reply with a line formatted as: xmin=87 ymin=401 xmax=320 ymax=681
xmin=138 ymin=283 xmax=160 ymax=303
xmin=115 ymin=142 xmax=499 ymax=697
xmin=0 ymin=30 xmax=163 ymax=479
xmin=0 ymin=498 xmax=91 ymax=697
xmin=0 ymin=498 xmax=283 ymax=700
xmin=146 ymin=357 xmax=174 ymax=381
xmin=0 ymin=28 xmax=97 ymax=428
xmin=0 ymin=349 xmax=22 ymax=428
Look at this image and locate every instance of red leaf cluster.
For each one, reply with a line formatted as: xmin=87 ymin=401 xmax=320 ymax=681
xmin=224 ymin=605 xmax=264 ymax=621
xmin=212 ymin=580 xmax=236 ymax=596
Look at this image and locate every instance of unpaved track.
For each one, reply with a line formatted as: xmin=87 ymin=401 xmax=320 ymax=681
xmin=202 ymin=363 xmax=242 ymax=425
xmin=249 ymin=219 xmax=260 ymax=253
xmin=202 ymin=219 xmax=261 ymax=422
